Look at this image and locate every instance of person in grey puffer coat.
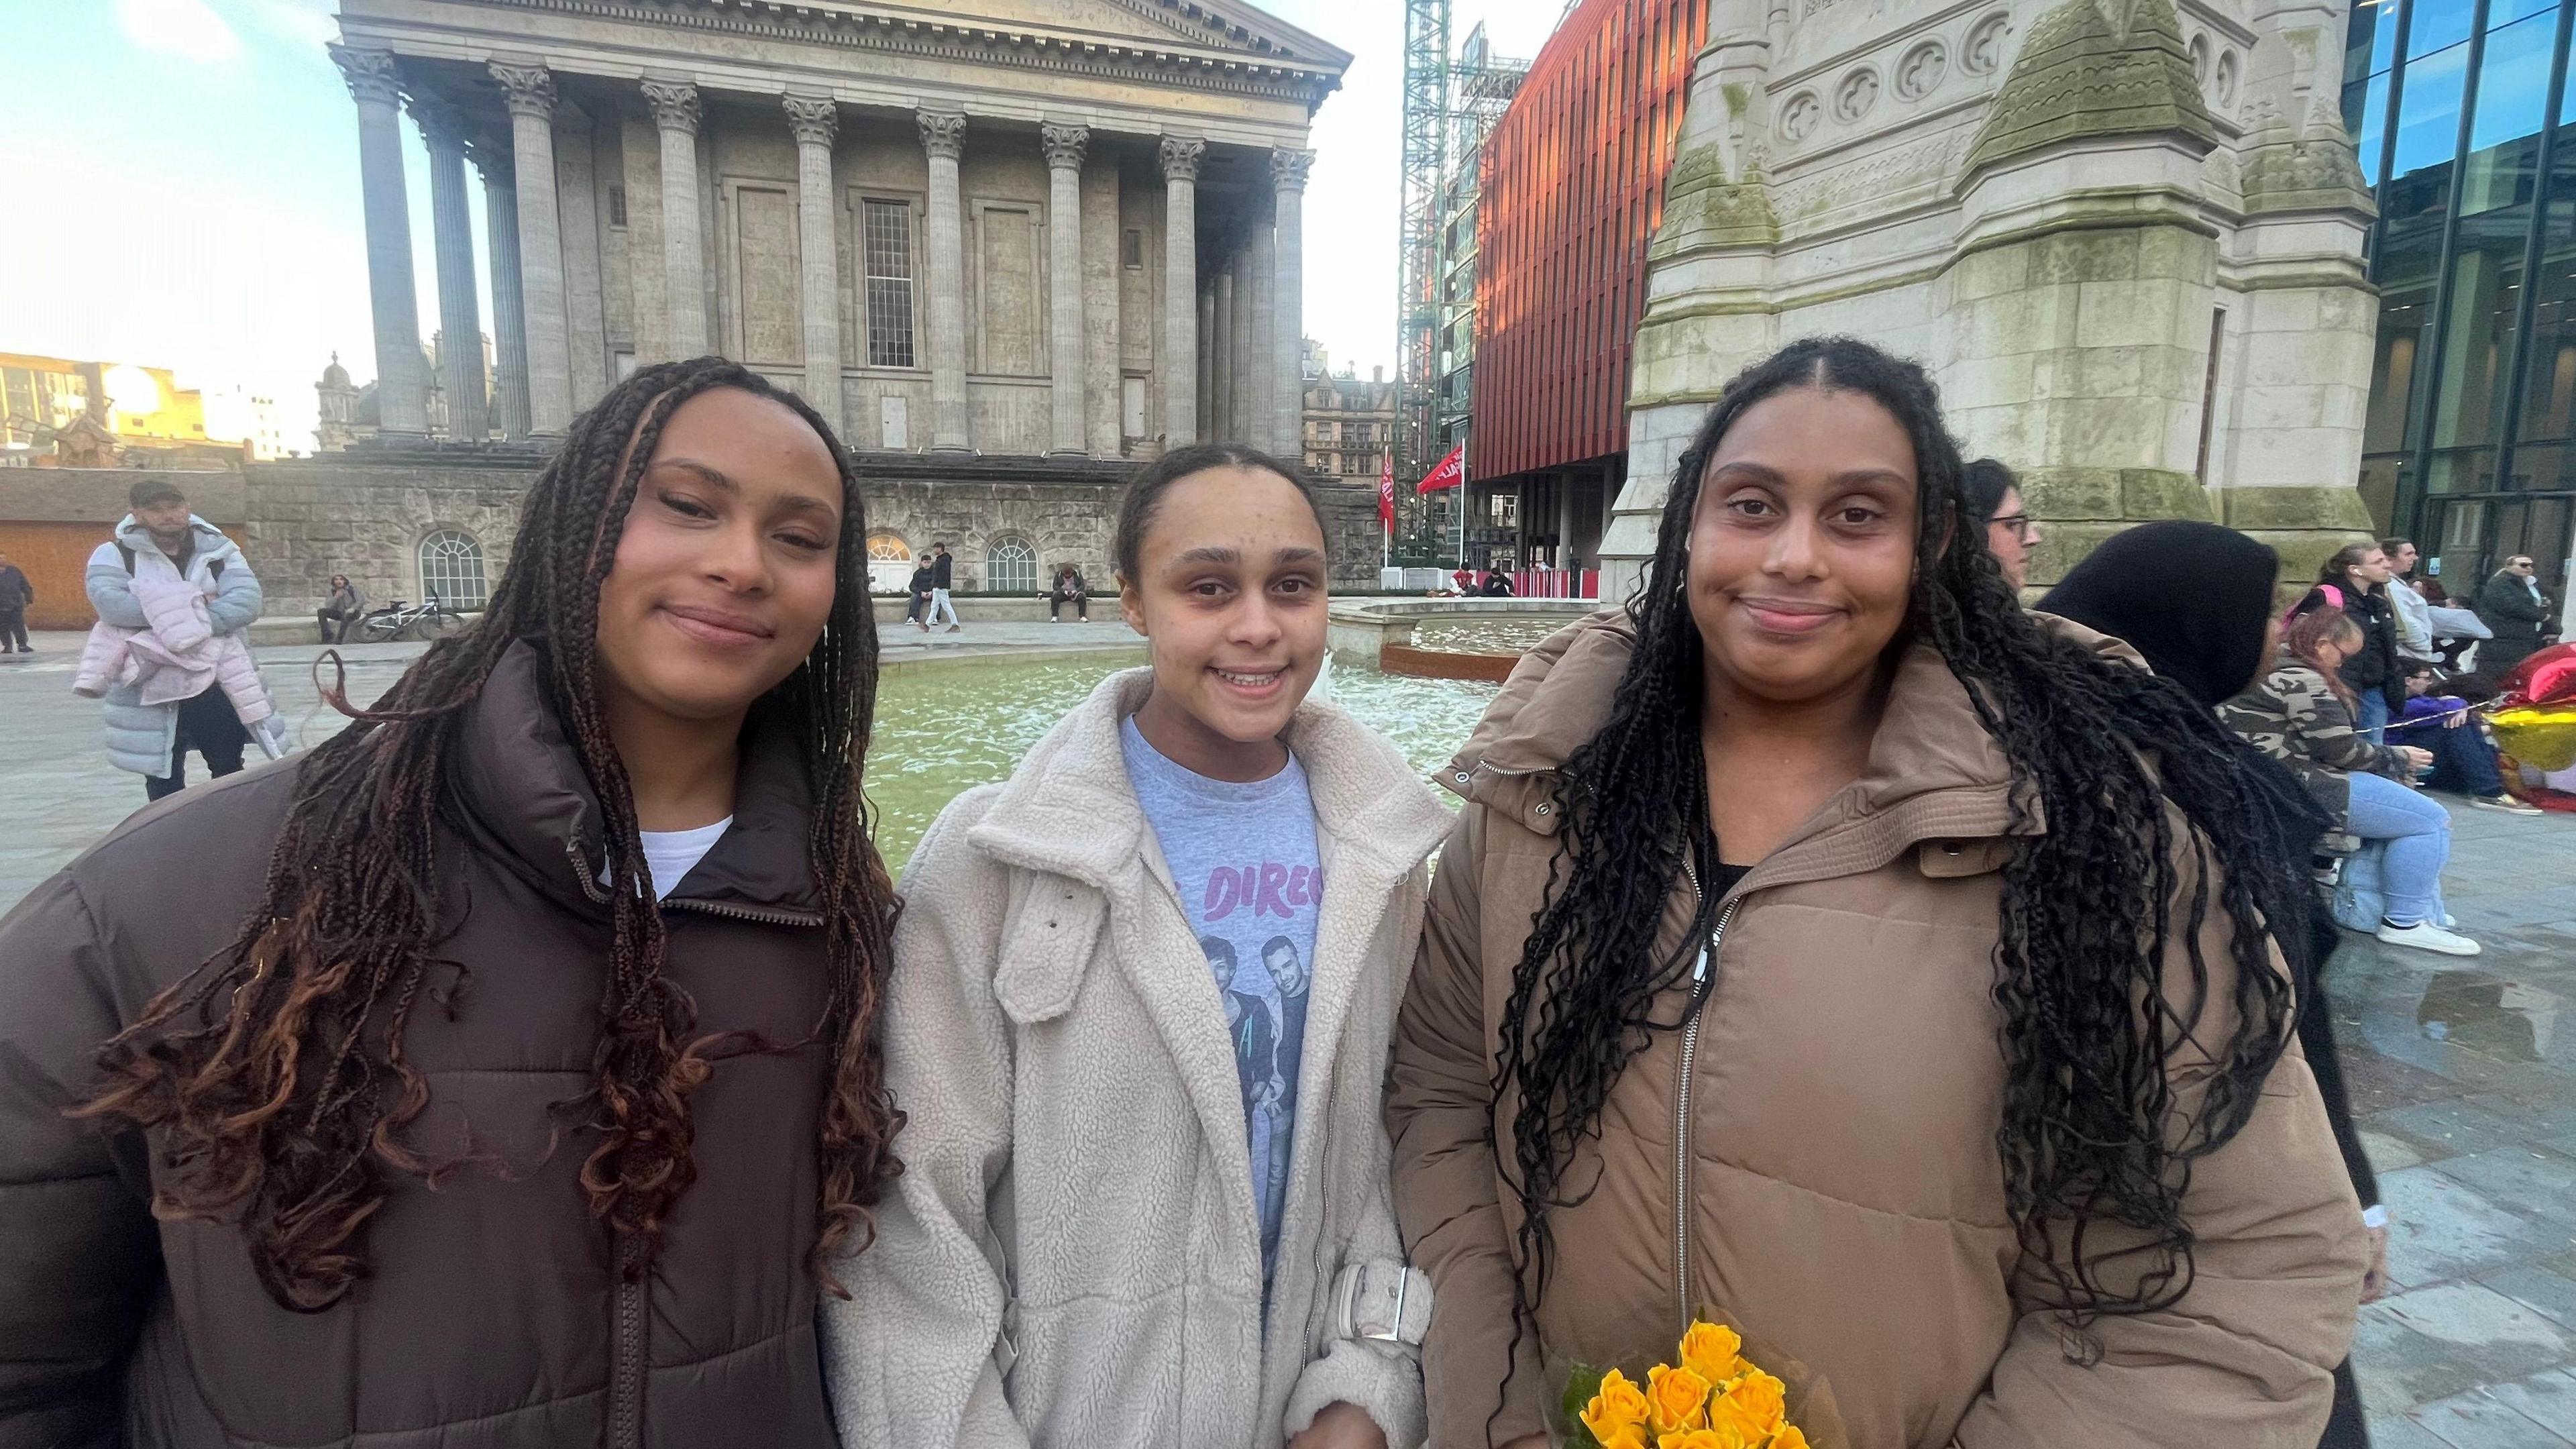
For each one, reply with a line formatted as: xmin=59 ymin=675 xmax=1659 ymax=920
xmin=84 ymin=479 xmax=275 ymax=801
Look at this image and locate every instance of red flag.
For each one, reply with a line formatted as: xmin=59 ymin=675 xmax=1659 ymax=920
xmin=1378 ymin=451 xmax=1395 ymax=529
xmin=1415 ymin=443 xmax=1466 ymax=495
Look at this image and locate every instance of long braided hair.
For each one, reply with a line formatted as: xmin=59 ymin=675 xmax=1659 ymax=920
xmin=77 ymin=358 xmax=902 ymax=1311
xmin=1489 ymin=337 xmax=2307 ymax=1408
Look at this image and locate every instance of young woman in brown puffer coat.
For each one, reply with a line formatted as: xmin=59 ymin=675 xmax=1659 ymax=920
xmin=1387 ymin=337 xmax=2367 ymax=1449
xmin=0 ymin=360 xmax=901 ymax=1449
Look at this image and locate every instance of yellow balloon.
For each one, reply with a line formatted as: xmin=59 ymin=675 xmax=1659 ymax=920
xmin=2489 ymin=703 xmax=2576 ymax=773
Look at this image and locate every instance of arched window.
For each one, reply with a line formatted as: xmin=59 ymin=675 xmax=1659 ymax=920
xmin=418 ymin=529 xmax=488 ymax=610
xmin=985 ymin=535 xmax=1039 ymax=594
xmin=865 ymin=532 xmax=913 ymax=595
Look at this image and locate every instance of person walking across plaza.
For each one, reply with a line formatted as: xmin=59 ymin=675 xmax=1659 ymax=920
xmin=905 ymin=557 xmax=936 ymax=630
xmin=924 ymin=539 xmax=961 ymax=633
xmin=317 ymin=573 xmax=364 ymax=643
xmin=1047 ymin=560 xmax=1089 ymax=621
xmin=0 ymin=360 xmax=904 ymax=1448
xmin=85 ymin=478 xmax=274 ymax=801
xmin=0 ymin=547 xmax=32 ymax=656
xmin=1389 ymin=337 xmax=2364 ymax=1449
xmin=2475 ymin=553 xmax=2559 ymax=674
xmin=2293 ymin=543 xmax=2405 ymax=743
xmin=823 ymin=444 xmax=1446 ymax=1449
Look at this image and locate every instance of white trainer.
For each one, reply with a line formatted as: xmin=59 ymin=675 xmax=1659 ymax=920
xmin=2375 ymin=920 xmax=2483 ymax=957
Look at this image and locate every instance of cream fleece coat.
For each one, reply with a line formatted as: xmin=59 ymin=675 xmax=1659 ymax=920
xmin=820 ymin=668 xmax=1453 ymax=1449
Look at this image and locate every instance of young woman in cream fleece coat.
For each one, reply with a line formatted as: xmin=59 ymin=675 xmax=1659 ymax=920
xmin=821 ymin=446 xmax=1450 ymax=1449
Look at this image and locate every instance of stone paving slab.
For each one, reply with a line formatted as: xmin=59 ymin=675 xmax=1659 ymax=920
xmin=3 ymin=625 xmax=2573 ymax=1439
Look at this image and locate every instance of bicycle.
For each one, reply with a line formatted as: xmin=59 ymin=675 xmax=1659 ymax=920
xmin=355 ymin=594 xmax=466 ymax=643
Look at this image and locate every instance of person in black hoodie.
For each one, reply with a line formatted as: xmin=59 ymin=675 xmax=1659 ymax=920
xmin=904 ymin=559 xmax=936 ymax=631
xmin=2043 ymin=520 xmax=2385 ymax=1449
xmin=924 ymin=541 xmax=960 ymax=633
xmin=2293 ymin=543 xmax=2404 ymax=743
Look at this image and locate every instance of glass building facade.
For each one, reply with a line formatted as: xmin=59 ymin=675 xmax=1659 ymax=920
xmin=2349 ymin=0 xmax=2576 ymax=600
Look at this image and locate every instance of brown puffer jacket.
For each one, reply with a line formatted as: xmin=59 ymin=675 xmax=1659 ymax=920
xmin=1386 ymin=612 xmax=2367 ymax=1449
xmin=0 ymin=642 xmax=841 ymax=1449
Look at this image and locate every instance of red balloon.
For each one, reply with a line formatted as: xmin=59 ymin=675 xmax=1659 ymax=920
xmin=2504 ymin=642 xmax=2576 ymax=706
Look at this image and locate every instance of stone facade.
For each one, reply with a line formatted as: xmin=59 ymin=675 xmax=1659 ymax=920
xmin=1601 ymin=0 xmax=2379 ymax=600
xmin=327 ymin=0 xmax=1344 ymax=460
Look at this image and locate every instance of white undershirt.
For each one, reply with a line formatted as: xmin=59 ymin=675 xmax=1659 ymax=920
xmin=635 ymin=817 xmax=733 ymax=900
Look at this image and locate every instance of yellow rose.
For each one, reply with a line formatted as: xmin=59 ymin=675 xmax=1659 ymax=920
xmin=1705 ymin=1391 xmax=1772 ymax=1445
xmin=1597 ymin=1430 xmax=1650 ymax=1449
xmin=1718 ymin=1368 xmax=1787 ymax=1432
xmin=1647 ymin=1363 xmax=1714 ymax=1436
xmin=1678 ymin=1321 xmax=1745 ymax=1385
xmin=1656 ymin=1425 xmax=1756 ymax=1449
xmin=1772 ymin=1429 xmax=1812 ymax=1449
xmin=1582 ymin=1368 xmax=1652 ymax=1444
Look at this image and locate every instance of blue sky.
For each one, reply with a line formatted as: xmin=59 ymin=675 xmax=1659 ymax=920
xmin=0 ymin=0 xmax=1562 ymax=451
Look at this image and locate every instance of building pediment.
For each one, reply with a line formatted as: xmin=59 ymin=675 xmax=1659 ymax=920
xmin=429 ymin=0 xmax=1350 ymax=97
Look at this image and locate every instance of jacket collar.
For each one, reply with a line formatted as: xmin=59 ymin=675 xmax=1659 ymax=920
xmin=969 ymin=665 xmax=1456 ymax=894
xmin=113 ymin=513 xmax=238 ymax=572
xmin=1441 ymin=611 xmax=2157 ymax=886
xmin=447 ymin=640 xmax=824 ymax=922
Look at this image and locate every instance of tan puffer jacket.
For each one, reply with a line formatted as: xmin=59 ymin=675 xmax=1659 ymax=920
xmin=1386 ymin=612 xmax=2367 ymax=1449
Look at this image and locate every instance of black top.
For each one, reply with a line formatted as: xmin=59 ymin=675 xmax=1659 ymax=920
xmin=1707 ymin=862 xmax=1752 ymax=902
xmin=907 ymin=564 xmax=935 ymax=594
xmin=931 ymin=552 xmax=954 ymax=589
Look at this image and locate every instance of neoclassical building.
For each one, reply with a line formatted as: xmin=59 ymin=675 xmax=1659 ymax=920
xmin=1594 ymin=0 xmax=2379 ymax=599
xmin=294 ymin=0 xmax=1362 ymax=605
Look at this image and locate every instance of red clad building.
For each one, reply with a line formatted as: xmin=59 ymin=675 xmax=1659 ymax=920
xmin=1467 ymin=0 xmax=1709 ymax=572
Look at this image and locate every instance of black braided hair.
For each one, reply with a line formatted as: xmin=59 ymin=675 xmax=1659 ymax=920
xmin=1486 ymin=337 xmax=2307 ymax=1430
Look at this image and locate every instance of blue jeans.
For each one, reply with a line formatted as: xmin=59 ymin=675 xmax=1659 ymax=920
xmin=2345 ymin=771 xmax=2452 ymax=926
xmin=2355 ymin=690 xmax=2390 ymax=744
xmin=2416 ymin=722 xmax=2508 ymax=797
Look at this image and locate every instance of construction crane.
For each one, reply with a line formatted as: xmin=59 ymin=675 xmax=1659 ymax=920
xmin=1396 ymin=3 xmax=1527 ymax=565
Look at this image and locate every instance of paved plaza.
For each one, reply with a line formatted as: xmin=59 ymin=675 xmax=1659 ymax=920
xmin=3 ymin=629 xmax=2573 ymax=1443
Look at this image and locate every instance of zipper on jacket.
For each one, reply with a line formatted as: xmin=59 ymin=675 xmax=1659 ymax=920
xmin=663 ymin=896 xmax=822 ymax=927
xmin=610 ymin=1240 xmax=647 ymax=1449
xmin=1672 ymin=861 xmax=1739 ymax=1326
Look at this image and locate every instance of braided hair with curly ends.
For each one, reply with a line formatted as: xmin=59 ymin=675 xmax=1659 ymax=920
xmin=1487 ymin=337 xmax=2309 ymax=1411
xmin=76 ymin=358 xmax=902 ymax=1311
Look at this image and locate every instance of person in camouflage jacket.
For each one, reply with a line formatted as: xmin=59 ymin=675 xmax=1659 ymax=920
xmin=2220 ymin=615 xmax=2416 ymax=854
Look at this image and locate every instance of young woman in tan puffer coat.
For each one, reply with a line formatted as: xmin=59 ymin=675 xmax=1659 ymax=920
xmin=1387 ymin=338 xmax=2367 ymax=1449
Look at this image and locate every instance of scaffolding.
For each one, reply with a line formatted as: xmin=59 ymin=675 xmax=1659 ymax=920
xmin=1395 ymin=4 xmax=1527 ymax=564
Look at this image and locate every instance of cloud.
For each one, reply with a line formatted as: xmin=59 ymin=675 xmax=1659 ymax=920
xmin=114 ymin=0 xmax=244 ymax=63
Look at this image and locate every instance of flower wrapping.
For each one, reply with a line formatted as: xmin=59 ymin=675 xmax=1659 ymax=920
xmin=1556 ymin=1311 xmax=1850 ymax=1449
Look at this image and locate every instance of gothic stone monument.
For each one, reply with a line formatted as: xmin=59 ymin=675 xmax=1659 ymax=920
xmin=1601 ymin=0 xmax=2377 ymax=600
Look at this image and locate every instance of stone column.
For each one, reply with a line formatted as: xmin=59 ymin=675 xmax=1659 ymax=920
xmin=1229 ymin=235 xmax=1256 ymax=447
xmin=553 ymin=103 xmax=610 ymax=410
xmin=785 ymin=95 xmax=845 ymax=433
xmin=1212 ymin=264 xmax=1235 ymax=441
xmin=643 ymin=80 xmax=708 ymax=358
xmin=329 ymin=45 xmax=428 ymax=437
xmin=472 ymin=144 xmax=533 ymax=441
xmin=1197 ymin=281 xmax=1217 ymax=441
xmin=409 ymin=95 xmax=486 ymax=441
xmin=1246 ymin=219 xmax=1275 ymax=454
xmin=919 ymin=110 xmax=970 ymax=453
xmin=492 ymin=62 xmax=572 ymax=436
xmin=1042 ymin=123 xmax=1089 ymax=456
xmin=1270 ymin=148 xmax=1313 ymax=458
xmin=1158 ymin=136 xmax=1205 ymax=449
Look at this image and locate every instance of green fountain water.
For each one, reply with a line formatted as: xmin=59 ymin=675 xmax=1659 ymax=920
xmin=868 ymin=658 xmax=1502 ymax=871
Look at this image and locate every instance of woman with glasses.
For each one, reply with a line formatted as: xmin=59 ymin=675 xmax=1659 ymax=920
xmin=1963 ymin=457 xmax=2041 ymax=591
xmin=2474 ymin=555 xmax=2558 ymax=674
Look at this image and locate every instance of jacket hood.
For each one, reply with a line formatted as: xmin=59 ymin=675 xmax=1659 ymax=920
xmin=113 ymin=512 xmax=241 ymax=566
xmin=969 ymin=666 xmax=1454 ymax=892
xmin=448 ymin=639 xmax=824 ymax=920
xmin=1443 ymin=608 xmax=2146 ymax=850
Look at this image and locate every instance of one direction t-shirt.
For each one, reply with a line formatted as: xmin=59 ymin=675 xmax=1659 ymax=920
xmin=1120 ymin=716 xmax=1322 ymax=1285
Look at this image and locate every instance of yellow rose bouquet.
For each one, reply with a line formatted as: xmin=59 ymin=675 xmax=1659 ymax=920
xmin=1562 ymin=1318 xmax=1849 ymax=1449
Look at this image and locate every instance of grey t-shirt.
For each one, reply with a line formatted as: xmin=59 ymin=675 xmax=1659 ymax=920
xmin=1120 ymin=716 xmax=1321 ymax=1285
